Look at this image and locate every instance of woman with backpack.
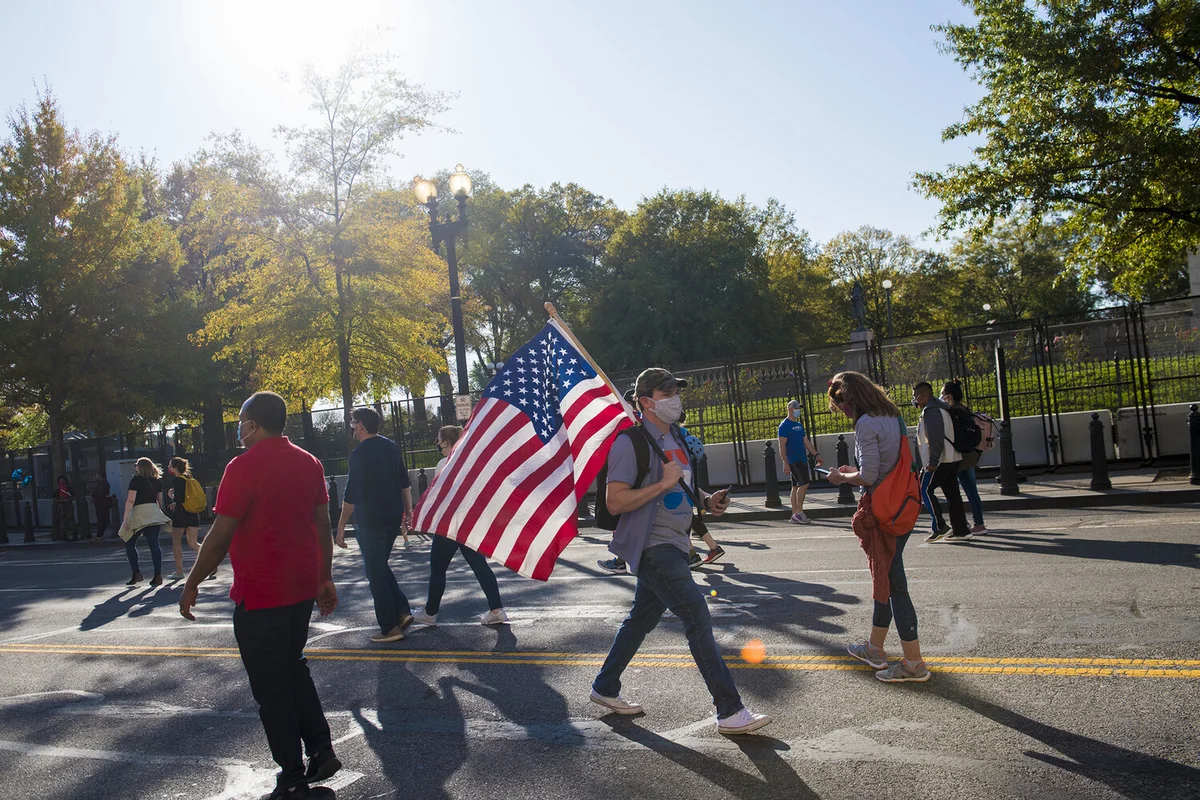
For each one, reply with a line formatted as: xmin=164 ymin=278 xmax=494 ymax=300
xmin=166 ymin=457 xmax=205 ymax=581
xmin=941 ymin=382 xmax=987 ymax=534
xmin=826 ymin=371 xmax=930 ymax=683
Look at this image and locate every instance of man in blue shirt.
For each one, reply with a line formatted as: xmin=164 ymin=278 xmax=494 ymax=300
xmin=590 ymin=368 xmax=772 ymax=735
xmin=778 ymin=399 xmax=822 ymax=524
xmin=336 ymin=407 xmax=414 ymax=643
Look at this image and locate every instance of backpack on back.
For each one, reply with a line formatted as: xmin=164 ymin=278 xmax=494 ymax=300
xmin=946 ymin=404 xmax=982 ymax=453
xmin=871 ymin=419 xmax=921 ymax=536
xmin=594 ymin=427 xmax=651 ymax=531
xmin=973 ymin=412 xmax=997 ymax=452
xmin=182 ymin=476 xmax=207 ymax=514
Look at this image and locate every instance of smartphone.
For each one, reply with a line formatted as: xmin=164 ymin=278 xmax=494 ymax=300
xmin=813 ymin=467 xmax=832 ymax=478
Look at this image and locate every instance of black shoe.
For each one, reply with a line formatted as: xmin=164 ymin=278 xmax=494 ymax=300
xmin=305 ymin=748 xmax=342 ymax=784
xmin=149 ymin=574 xmax=163 ymax=587
xmin=925 ymin=524 xmax=950 ymax=543
xmin=261 ymin=783 xmax=336 ymax=800
xmin=205 ymin=569 xmax=217 ymax=580
xmin=126 ymin=572 xmax=143 ymax=586
xmin=688 ymin=550 xmax=703 ymax=571
xmin=597 ymin=557 xmax=626 ymax=573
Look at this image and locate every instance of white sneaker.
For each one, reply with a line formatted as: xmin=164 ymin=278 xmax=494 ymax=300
xmin=412 ymin=610 xmax=438 ymax=626
xmin=717 ymin=707 xmax=773 ymax=735
xmin=589 ymin=690 xmax=643 ymax=715
xmin=480 ymin=608 xmax=509 ymax=625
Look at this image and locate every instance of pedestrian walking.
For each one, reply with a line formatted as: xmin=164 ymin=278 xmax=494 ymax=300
xmin=941 ymin=381 xmax=987 ymax=534
xmin=335 ymin=406 xmax=415 ymax=643
xmin=120 ymin=458 xmax=167 ymax=586
xmin=179 ymin=391 xmax=340 ymax=800
xmin=826 ymin=371 xmax=931 ymax=683
xmin=778 ymin=399 xmax=823 ymax=524
xmin=91 ymin=473 xmax=112 ymax=540
xmin=590 ymin=367 xmax=771 ymax=735
xmin=912 ymin=381 xmax=972 ymax=543
xmin=411 ymin=425 xmax=507 ymax=627
xmin=166 ymin=457 xmax=208 ymax=581
xmin=52 ymin=475 xmax=77 ymax=541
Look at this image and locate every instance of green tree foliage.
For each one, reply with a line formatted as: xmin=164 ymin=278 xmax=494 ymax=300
xmin=0 ymin=93 xmax=181 ymax=479
xmin=818 ymin=226 xmax=932 ymax=336
xmin=582 ymin=189 xmax=774 ymax=371
xmin=755 ymin=199 xmax=845 ymax=346
xmin=916 ymin=0 xmax=1200 ymax=297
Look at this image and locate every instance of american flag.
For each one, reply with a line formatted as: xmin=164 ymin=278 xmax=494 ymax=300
xmin=410 ymin=319 xmax=633 ymax=580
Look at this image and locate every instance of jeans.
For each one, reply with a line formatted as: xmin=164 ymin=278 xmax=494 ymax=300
xmin=125 ymin=525 xmax=162 ymax=575
xmin=920 ymin=463 xmax=970 ymax=536
xmin=957 ymin=468 xmax=984 ymax=527
xmin=870 ymin=532 xmax=919 ymax=641
xmin=426 ymin=535 xmax=503 ymax=614
xmin=233 ymin=599 xmax=332 ymax=789
xmin=358 ymin=523 xmax=411 ymax=633
xmin=593 ymin=544 xmax=743 ymax=719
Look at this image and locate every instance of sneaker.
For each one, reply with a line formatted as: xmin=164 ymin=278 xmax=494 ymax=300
xmin=789 ymin=513 xmax=803 ymax=524
xmin=703 ymin=546 xmax=726 ymax=565
xmin=688 ymin=550 xmax=703 ymax=571
xmin=717 ymin=707 xmax=773 ymax=735
xmin=846 ymin=642 xmax=888 ymax=670
xmin=589 ymin=689 xmax=643 ymax=715
xmin=597 ymin=557 xmax=627 ymax=573
xmin=370 ymin=626 xmax=405 ymax=643
xmin=925 ymin=524 xmax=950 ymax=543
xmin=304 ymin=748 xmax=342 ymax=784
xmin=167 ymin=571 xmax=185 ymax=581
xmin=970 ymin=524 xmax=987 ymax=535
xmin=792 ymin=512 xmax=811 ymax=525
xmin=205 ymin=568 xmax=218 ymax=580
xmin=480 ymin=608 xmax=509 ymax=626
xmin=876 ymin=658 xmax=931 ymax=683
xmin=941 ymin=531 xmax=974 ymax=542
xmin=261 ymin=784 xmax=335 ymax=800
xmin=399 ymin=613 xmax=415 ymax=632
xmin=412 ymin=609 xmax=438 ymax=626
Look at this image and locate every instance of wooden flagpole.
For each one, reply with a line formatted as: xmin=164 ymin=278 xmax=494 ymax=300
xmin=544 ymin=302 xmax=637 ymax=423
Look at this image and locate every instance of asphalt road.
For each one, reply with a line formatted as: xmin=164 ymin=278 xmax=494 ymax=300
xmin=0 ymin=504 xmax=1197 ymax=800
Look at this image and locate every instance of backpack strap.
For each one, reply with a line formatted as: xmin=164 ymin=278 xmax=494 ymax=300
xmin=628 ymin=426 xmax=651 ymax=490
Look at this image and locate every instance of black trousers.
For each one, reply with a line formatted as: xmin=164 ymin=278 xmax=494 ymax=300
xmin=233 ymin=598 xmax=332 ymax=788
xmin=926 ymin=462 xmax=971 ymax=536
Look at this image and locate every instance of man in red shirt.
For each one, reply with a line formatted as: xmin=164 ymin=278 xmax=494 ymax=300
xmin=180 ymin=392 xmax=340 ymax=800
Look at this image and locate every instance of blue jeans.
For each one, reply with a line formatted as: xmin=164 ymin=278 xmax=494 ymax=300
xmin=426 ymin=535 xmax=503 ymax=614
xmin=957 ymin=468 xmax=985 ymax=527
xmin=870 ymin=532 xmax=918 ymax=641
xmin=357 ymin=524 xmax=411 ymax=633
xmin=125 ymin=525 xmax=162 ymax=576
xmin=593 ymin=544 xmax=743 ymax=719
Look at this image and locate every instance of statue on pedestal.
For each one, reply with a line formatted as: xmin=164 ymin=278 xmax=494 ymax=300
xmin=850 ymin=280 xmax=867 ymax=332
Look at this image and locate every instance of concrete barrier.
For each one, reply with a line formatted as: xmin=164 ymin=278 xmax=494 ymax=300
xmin=1115 ymin=402 xmax=1200 ymax=459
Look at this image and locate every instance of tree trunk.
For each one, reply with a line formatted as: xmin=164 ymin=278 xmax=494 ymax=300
xmin=201 ymin=394 xmax=226 ymax=460
xmin=435 ymin=370 xmax=454 ymax=424
xmin=338 ymin=332 xmax=355 ymax=456
xmin=47 ymin=405 xmax=66 ymax=540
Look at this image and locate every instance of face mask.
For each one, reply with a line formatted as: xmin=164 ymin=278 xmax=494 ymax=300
xmin=651 ymin=395 xmax=684 ymax=425
xmin=237 ymin=421 xmax=251 ymax=446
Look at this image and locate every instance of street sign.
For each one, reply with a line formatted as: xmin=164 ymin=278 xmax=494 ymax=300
xmin=455 ymin=394 xmax=473 ymax=422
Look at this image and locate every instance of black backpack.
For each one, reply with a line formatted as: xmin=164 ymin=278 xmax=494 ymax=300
xmin=594 ymin=424 xmax=706 ymax=534
xmin=946 ymin=405 xmax=983 ymax=452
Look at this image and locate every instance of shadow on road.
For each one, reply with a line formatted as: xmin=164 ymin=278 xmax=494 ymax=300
xmin=79 ymin=585 xmax=179 ymax=631
xmin=964 ymin=532 xmax=1198 ymax=569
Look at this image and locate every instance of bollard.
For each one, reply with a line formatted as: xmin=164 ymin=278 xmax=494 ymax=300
xmin=1189 ymin=404 xmax=1200 ymax=486
xmin=75 ymin=494 xmax=91 ymax=540
xmin=0 ymin=501 xmax=7 ymax=544
xmin=836 ymin=435 xmax=856 ymax=505
xmin=997 ymin=420 xmax=1021 ymax=496
xmin=23 ymin=500 xmax=35 ymax=542
xmin=764 ymin=441 xmax=782 ymax=508
xmin=327 ymin=477 xmax=340 ymax=530
xmin=418 ymin=468 xmax=428 ymax=497
xmin=1089 ymin=413 xmax=1112 ymax=491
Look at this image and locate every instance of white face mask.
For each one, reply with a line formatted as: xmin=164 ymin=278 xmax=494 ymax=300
xmin=650 ymin=395 xmax=684 ymax=425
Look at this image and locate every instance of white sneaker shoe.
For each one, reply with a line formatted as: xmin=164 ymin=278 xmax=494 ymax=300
xmin=480 ymin=608 xmax=509 ymax=625
xmin=412 ymin=610 xmax=438 ymax=626
xmin=589 ymin=690 xmax=643 ymax=715
xmin=717 ymin=708 xmax=773 ymax=735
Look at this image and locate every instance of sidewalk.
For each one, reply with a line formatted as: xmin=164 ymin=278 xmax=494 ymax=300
xmin=4 ymin=468 xmax=1197 ymax=548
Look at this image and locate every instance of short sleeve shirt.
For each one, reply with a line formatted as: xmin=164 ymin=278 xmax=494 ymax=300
xmin=606 ymin=423 xmax=693 ymax=574
xmin=128 ymin=475 xmax=158 ymax=506
xmin=214 ymin=436 xmax=329 ymax=611
xmin=343 ymin=436 xmax=411 ymax=529
xmin=778 ymin=417 xmax=809 ymax=465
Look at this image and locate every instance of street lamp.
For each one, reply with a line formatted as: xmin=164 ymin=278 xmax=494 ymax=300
xmin=413 ymin=164 xmax=473 ymax=397
xmin=881 ymin=279 xmax=894 ymax=338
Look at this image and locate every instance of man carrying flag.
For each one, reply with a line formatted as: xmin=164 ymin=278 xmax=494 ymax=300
xmin=589 ymin=368 xmax=773 ymax=735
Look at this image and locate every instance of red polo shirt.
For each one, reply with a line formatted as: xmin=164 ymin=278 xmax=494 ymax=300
xmin=214 ymin=436 xmax=329 ymax=611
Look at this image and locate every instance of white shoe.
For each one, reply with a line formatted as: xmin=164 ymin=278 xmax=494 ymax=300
xmin=412 ymin=610 xmax=438 ymax=626
xmin=589 ymin=690 xmax=643 ymax=715
xmin=480 ymin=608 xmax=509 ymax=625
xmin=717 ymin=708 xmax=773 ymax=735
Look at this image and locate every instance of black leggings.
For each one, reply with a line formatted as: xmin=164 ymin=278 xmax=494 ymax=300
xmin=871 ymin=532 xmax=918 ymax=641
xmin=426 ymin=536 xmax=503 ymax=614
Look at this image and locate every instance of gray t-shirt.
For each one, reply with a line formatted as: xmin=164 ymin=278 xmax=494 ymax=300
xmin=606 ymin=423 xmax=694 ymax=574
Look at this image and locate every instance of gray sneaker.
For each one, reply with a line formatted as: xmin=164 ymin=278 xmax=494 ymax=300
xmin=876 ymin=659 xmax=931 ymax=683
xmin=847 ymin=642 xmax=888 ymax=670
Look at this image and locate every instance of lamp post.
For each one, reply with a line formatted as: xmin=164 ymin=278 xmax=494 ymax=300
xmin=414 ymin=164 xmax=473 ymax=397
xmin=882 ymin=279 xmax=894 ymax=338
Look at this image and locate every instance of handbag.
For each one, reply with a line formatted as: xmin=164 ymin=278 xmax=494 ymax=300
xmin=119 ymin=503 xmax=171 ymax=541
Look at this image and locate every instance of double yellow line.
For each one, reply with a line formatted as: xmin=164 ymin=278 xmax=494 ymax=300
xmin=1 ymin=643 xmax=1198 ymax=679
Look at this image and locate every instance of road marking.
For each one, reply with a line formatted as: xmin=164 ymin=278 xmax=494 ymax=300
xmin=2 ymin=643 xmax=1196 ymax=679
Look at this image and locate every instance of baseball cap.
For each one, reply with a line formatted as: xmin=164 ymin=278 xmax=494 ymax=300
xmin=787 ymin=399 xmax=801 ymax=410
xmin=633 ymin=367 xmax=689 ymax=398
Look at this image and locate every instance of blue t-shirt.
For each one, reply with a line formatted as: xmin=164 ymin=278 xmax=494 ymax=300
xmin=778 ymin=416 xmax=809 ymax=465
xmin=343 ymin=435 xmax=411 ymax=529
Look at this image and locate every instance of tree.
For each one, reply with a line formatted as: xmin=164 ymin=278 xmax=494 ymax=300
xmin=581 ymin=189 xmax=774 ymax=371
xmin=916 ymin=0 xmax=1200 ymax=297
xmin=817 ymin=226 xmax=928 ymax=336
xmin=0 ymin=93 xmax=182 ymax=484
xmin=755 ymin=199 xmax=845 ymax=346
xmin=201 ymin=52 xmax=454 ymax=448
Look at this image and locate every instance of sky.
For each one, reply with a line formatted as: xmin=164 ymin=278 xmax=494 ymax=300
xmin=0 ymin=0 xmax=982 ymax=247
